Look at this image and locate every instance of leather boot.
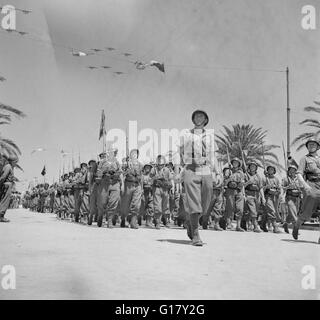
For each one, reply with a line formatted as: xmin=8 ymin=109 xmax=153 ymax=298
xmin=130 ymin=215 xmax=139 ymax=229
xmin=292 ymin=218 xmax=303 ymax=240
xmin=236 ymin=218 xmax=245 ymax=232
xmin=226 ymin=218 xmax=234 ymax=230
xmin=201 ymin=215 xmax=209 ymax=229
xmin=272 ymin=221 xmax=282 ymax=233
xmin=283 ymin=222 xmax=289 ymax=234
xmin=252 ymin=218 xmax=262 ymax=233
xmin=120 ymin=217 xmax=126 ymax=228
xmin=0 ymin=215 xmax=10 ymax=222
xmin=155 ymin=217 xmax=161 ymax=230
xmin=213 ymin=218 xmax=223 ymax=231
xmin=145 ymin=215 xmax=152 ymax=227
xmin=190 ymin=214 xmax=203 ymax=246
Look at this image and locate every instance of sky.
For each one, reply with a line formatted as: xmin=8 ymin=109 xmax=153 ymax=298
xmin=0 ymin=0 xmax=319 ymax=192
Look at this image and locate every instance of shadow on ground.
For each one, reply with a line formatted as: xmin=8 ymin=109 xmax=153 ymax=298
xmin=157 ymin=239 xmax=192 ymax=245
xmin=281 ymin=239 xmax=319 ymax=245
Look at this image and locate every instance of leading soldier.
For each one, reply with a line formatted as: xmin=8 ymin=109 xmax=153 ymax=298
xmin=179 ymin=110 xmax=214 ymax=246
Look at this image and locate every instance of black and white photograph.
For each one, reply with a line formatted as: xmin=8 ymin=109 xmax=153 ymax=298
xmin=0 ymin=0 xmax=319 ymax=304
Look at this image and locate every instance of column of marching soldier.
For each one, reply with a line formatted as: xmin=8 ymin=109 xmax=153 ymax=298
xmin=22 ymin=147 xmax=311 ymax=234
xmin=18 ymin=110 xmax=320 ymax=245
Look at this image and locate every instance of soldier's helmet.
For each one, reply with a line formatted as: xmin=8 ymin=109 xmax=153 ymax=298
xmin=88 ymin=159 xmax=96 ymax=165
xmin=247 ymin=160 xmax=258 ymax=170
xmin=80 ymin=162 xmax=88 ymax=168
xmin=287 ymin=164 xmax=298 ymax=171
xmin=74 ymin=167 xmax=81 ymax=173
xmin=305 ymin=138 xmax=320 ymax=149
xmin=192 ymin=109 xmax=209 ymax=126
xmin=156 ymin=155 xmax=166 ymax=165
xmin=129 ymin=149 xmax=139 ymax=158
xmin=99 ymin=152 xmax=106 ymax=159
xmin=143 ymin=163 xmax=153 ymax=171
xmin=266 ymin=165 xmax=276 ymax=173
xmin=231 ymin=157 xmax=242 ymax=166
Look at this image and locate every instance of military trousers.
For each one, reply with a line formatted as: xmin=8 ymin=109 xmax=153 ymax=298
xmin=183 ymin=165 xmax=213 ymax=217
xmin=143 ymin=187 xmax=154 ymax=217
xmin=208 ymin=188 xmax=224 ymax=219
xmin=152 ymin=186 xmax=170 ymax=219
xmin=284 ymin=195 xmax=300 ymax=223
xmin=224 ymin=188 xmax=244 ymax=220
xmin=89 ymin=183 xmax=98 ymax=218
xmin=244 ymin=190 xmax=260 ymax=219
xmin=97 ymin=179 xmax=120 ymax=219
xmin=120 ymin=181 xmax=142 ymax=218
xmin=263 ymin=194 xmax=281 ymax=222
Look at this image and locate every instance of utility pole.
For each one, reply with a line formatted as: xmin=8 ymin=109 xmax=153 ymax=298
xmin=286 ymin=66 xmax=291 ymax=159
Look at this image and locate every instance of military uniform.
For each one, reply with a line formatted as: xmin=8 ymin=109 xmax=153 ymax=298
xmin=224 ymin=159 xmax=246 ymax=231
xmin=293 ymin=139 xmax=320 ymax=242
xmin=204 ymin=171 xmax=224 ymax=230
xmin=96 ymin=153 xmax=122 ymax=227
xmin=0 ymin=160 xmax=14 ymax=222
xmin=141 ymin=164 xmax=154 ymax=227
xmin=261 ymin=166 xmax=282 ymax=233
xmin=179 ymin=110 xmax=214 ymax=245
xmin=87 ymin=160 xmax=98 ymax=225
xmin=282 ymin=168 xmax=301 ymax=233
xmin=243 ymin=161 xmax=263 ymax=233
xmin=151 ymin=158 xmax=173 ymax=229
xmin=120 ymin=155 xmax=143 ymax=229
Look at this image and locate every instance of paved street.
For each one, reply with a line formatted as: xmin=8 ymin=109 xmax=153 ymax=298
xmin=0 ymin=209 xmax=319 ymax=300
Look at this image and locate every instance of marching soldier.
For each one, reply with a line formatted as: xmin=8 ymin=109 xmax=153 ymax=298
xmin=243 ymin=160 xmax=264 ymax=233
xmin=151 ymin=155 xmax=173 ymax=229
xmin=204 ymin=169 xmax=224 ymax=231
xmin=224 ymin=158 xmax=246 ymax=232
xmin=120 ymin=149 xmax=143 ymax=229
xmin=179 ymin=110 xmax=214 ymax=246
xmin=0 ymin=154 xmax=17 ymax=222
xmin=96 ymin=149 xmax=122 ymax=228
xmin=261 ymin=165 xmax=283 ymax=233
xmin=79 ymin=162 xmax=90 ymax=222
xmin=141 ymin=163 xmax=154 ymax=227
xmin=293 ymin=138 xmax=320 ymax=244
xmin=87 ymin=159 xmax=98 ymax=225
xmin=282 ymin=164 xmax=301 ymax=233
xmin=73 ymin=167 xmax=82 ymax=222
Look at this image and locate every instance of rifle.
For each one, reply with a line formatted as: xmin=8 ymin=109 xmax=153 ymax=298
xmin=282 ymin=141 xmax=287 ymax=171
xmin=261 ymin=142 xmax=266 ymax=173
xmin=226 ymin=145 xmax=231 ymax=169
xmin=238 ymin=141 xmax=247 ymax=173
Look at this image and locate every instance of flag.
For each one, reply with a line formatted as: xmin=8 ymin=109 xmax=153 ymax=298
xmin=99 ymin=110 xmax=106 ymax=140
xmin=41 ymin=166 xmax=46 ymax=176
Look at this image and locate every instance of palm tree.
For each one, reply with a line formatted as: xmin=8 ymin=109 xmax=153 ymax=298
xmin=292 ymin=101 xmax=320 ymax=151
xmin=215 ymin=124 xmax=281 ymax=171
xmin=0 ymin=102 xmax=26 ymax=163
